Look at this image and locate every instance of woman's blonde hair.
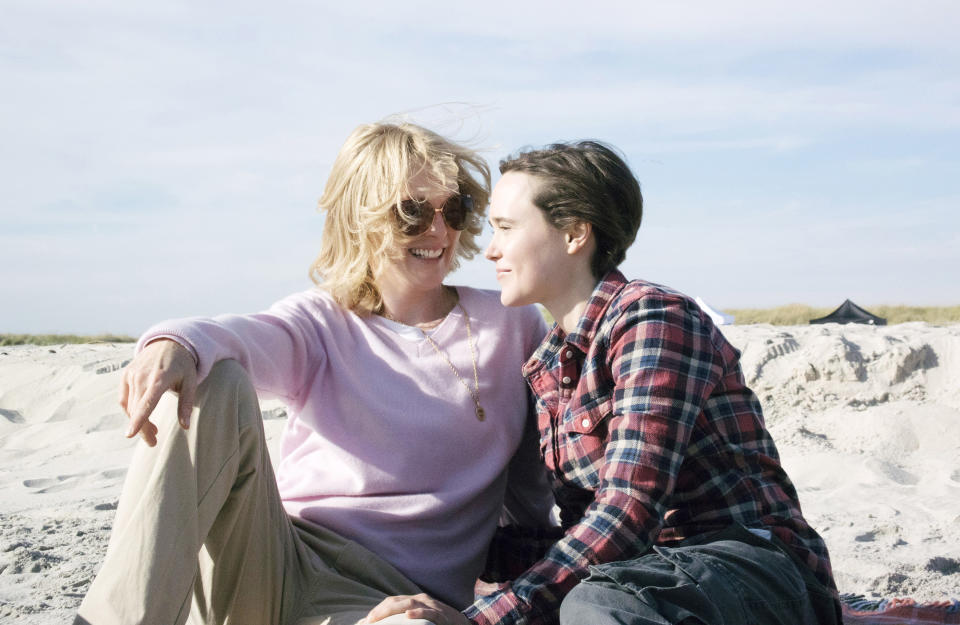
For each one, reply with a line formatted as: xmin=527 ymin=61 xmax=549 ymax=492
xmin=310 ymin=121 xmax=491 ymax=315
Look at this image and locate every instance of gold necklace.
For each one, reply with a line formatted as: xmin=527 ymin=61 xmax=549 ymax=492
xmin=378 ymin=286 xmax=454 ymax=331
xmin=421 ymin=304 xmax=485 ymax=422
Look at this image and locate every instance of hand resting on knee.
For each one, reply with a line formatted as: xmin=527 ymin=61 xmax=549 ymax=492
xmin=119 ymin=339 xmax=198 ymax=447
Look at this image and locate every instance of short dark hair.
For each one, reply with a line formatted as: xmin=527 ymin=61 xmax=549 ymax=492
xmin=499 ymin=141 xmax=643 ymax=278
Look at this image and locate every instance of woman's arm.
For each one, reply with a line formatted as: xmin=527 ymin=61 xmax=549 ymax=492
xmin=121 ymin=291 xmax=329 ymax=444
xmin=136 ymin=292 xmax=326 ymax=402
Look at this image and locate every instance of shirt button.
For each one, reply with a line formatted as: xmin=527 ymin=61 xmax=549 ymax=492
xmin=565 ymin=350 xmax=573 ymax=359
xmin=562 ymin=376 xmax=572 ymax=384
xmin=581 ymin=418 xmax=591 ymax=428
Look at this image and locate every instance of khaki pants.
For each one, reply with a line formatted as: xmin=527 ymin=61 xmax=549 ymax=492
xmin=77 ymin=360 xmax=433 ymax=625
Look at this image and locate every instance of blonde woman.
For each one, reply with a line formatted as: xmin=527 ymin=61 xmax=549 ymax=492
xmin=75 ymin=122 xmax=554 ymax=625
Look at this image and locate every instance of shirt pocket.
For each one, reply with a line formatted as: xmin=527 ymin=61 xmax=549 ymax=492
xmin=556 ymin=397 xmax=613 ymax=487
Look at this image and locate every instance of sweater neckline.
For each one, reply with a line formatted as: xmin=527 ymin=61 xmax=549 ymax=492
xmin=368 ymin=286 xmax=466 ymax=346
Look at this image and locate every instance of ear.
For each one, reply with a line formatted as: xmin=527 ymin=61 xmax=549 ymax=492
xmin=564 ymin=220 xmax=592 ymax=255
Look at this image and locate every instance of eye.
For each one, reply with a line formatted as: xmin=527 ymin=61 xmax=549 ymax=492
xmin=398 ymin=199 xmax=425 ymax=217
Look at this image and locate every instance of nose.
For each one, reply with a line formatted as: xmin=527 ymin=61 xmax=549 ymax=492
xmin=484 ymin=236 xmax=499 ymax=261
xmin=427 ymin=207 xmax=447 ymax=233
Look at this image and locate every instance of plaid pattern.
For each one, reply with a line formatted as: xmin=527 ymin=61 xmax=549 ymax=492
xmin=464 ymin=270 xmax=837 ymax=625
xmin=479 ymin=525 xmax=566 ymax=584
xmin=841 ymin=594 xmax=960 ymax=624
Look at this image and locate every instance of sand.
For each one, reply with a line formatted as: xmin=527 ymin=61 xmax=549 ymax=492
xmin=1 ymin=322 xmax=958 ymax=621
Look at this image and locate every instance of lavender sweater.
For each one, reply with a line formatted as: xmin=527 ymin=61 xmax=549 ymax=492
xmin=138 ymin=286 xmax=553 ymax=607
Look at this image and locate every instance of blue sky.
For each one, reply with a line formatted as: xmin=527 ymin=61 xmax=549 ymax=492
xmin=2 ymin=1 xmax=958 ymax=334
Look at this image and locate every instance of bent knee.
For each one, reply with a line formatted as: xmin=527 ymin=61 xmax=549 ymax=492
xmin=198 ymin=360 xmax=258 ymax=403
xmin=200 ymin=359 xmax=251 ymax=390
xmin=195 ymin=359 xmax=262 ymax=432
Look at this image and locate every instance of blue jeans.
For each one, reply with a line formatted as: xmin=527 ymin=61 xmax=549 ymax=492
xmin=559 ymin=525 xmax=839 ymax=625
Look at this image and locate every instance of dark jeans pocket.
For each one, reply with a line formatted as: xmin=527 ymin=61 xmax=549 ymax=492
xmin=571 ymin=533 xmax=818 ymax=625
xmin=566 ymin=560 xmax=715 ymax=625
xmin=662 ymin=535 xmax=817 ymax=625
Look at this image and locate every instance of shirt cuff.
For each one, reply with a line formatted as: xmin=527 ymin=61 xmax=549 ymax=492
xmin=138 ymin=332 xmax=199 ymax=366
xmin=464 ymin=586 xmax=531 ymax=625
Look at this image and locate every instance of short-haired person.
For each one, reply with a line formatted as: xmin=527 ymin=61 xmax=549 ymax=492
xmin=75 ymin=122 xmax=555 ymax=625
xmin=365 ymin=142 xmax=841 ymax=625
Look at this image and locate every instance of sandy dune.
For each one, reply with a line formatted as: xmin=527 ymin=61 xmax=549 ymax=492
xmin=1 ymin=322 xmax=958 ymax=622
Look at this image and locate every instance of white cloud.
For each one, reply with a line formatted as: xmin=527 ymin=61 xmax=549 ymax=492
xmin=1 ymin=0 xmax=958 ymax=331
xmin=321 ymin=0 xmax=960 ymax=52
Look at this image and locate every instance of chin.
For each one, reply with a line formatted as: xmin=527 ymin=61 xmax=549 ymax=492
xmin=498 ymin=289 xmax=526 ymax=308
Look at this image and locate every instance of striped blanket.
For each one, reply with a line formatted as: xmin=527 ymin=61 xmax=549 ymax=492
xmin=842 ymin=594 xmax=960 ymax=624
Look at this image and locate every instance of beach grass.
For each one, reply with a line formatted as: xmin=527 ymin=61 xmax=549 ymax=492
xmin=4 ymin=305 xmax=959 ymax=344
xmin=0 ymin=334 xmax=136 ymax=346
xmin=541 ymin=304 xmax=960 ymax=326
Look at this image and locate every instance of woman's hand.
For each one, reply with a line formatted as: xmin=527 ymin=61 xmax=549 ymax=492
xmin=363 ymin=593 xmax=470 ymax=625
xmin=119 ymin=339 xmax=197 ymax=447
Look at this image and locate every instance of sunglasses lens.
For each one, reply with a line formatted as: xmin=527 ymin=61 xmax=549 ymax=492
xmin=396 ymin=199 xmax=431 ymax=235
xmin=394 ymin=193 xmax=474 ymax=235
xmin=443 ymin=196 xmax=467 ymax=230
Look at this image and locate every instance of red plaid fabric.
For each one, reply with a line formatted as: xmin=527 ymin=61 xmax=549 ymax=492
xmin=841 ymin=595 xmax=960 ymax=624
xmin=465 ymin=270 xmax=837 ymax=625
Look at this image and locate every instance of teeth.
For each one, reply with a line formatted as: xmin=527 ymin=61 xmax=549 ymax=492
xmin=410 ymin=248 xmax=443 ymax=259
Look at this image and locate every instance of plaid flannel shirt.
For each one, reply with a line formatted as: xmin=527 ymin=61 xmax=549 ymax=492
xmin=464 ymin=270 xmax=837 ymax=625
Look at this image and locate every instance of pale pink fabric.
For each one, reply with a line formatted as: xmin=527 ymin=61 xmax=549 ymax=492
xmin=138 ymin=286 xmax=552 ymax=608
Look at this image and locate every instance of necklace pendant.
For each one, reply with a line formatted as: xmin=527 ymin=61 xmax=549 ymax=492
xmin=476 ymin=405 xmax=485 ymax=421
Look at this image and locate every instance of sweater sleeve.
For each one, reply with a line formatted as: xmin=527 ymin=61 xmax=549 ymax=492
xmin=137 ymin=291 xmax=326 ymax=403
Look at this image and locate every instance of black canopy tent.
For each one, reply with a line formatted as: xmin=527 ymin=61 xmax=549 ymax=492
xmin=809 ymin=299 xmax=887 ymax=325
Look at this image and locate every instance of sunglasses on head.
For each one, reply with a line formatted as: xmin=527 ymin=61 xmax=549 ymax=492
xmin=394 ymin=191 xmax=474 ymax=236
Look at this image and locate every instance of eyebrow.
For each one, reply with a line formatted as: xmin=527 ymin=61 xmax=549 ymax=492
xmin=488 ymin=217 xmax=514 ymax=226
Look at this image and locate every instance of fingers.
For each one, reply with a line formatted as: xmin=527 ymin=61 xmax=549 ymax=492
xmin=138 ymin=419 xmax=159 ymax=447
xmin=177 ymin=367 xmax=197 ymax=429
xmin=401 ymin=606 xmax=443 ymax=621
xmin=364 ymin=595 xmax=417 ymax=624
xmin=118 ymin=371 xmax=131 ymax=415
xmin=364 ymin=594 xmax=462 ymax=625
xmin=118 ymin=339 xmax=199 ymax=444
xmin=120 ymin=366 xmax=144 ymax=438
xmin=127 ymin=384 xmax=167 ymax=440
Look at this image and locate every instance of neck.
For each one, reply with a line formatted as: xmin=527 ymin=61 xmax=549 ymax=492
xmin=379 ymin=284 xmax=457 ymax=328
xmin=544 ymin=269 xmax=599 ymax=335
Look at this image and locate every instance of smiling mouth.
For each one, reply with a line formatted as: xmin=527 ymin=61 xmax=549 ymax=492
xmin=410 ymin=247 xmax=444 ymax=260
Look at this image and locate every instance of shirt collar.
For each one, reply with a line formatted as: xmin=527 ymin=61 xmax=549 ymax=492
xmin=565 ymin=268 xmax=629 ymax=352
xmin=522 ymin=269 xmax=629 ymax=377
